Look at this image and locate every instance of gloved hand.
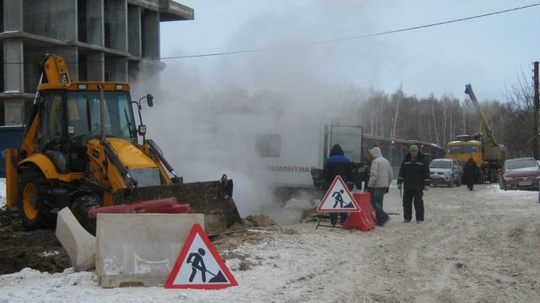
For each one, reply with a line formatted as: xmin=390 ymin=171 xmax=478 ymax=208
xmin=424 ymin=185 xmax=430 ymax=191
xmin=397 ymin=184 xmax=402 ymax=190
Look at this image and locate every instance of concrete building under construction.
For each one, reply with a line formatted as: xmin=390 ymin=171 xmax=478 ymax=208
xmin=0 ymin=0 xmax=193 ymax=126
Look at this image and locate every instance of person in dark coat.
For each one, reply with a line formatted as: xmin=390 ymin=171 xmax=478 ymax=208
xmin=323 ymin=144 xmax=354 ymax=227
xmin=463 ymin=156 xmax=477 ymax=191
xmin=396 ymin=144 xmax=431 ymax=223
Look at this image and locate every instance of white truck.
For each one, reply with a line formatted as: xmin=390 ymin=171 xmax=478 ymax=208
xmin=214 ymin=113 xmax=364 ymax=202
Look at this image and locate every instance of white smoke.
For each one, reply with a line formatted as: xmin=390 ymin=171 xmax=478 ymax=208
xmin=128 ymin=6 xmax=386 ymax=221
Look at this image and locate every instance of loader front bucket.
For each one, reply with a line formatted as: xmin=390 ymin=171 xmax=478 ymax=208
xmin=113 ymin=176 xmax=242 ymax=236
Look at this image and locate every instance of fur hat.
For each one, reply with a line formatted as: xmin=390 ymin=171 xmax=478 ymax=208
xmin=409 ymin=144 xmax=419 ymax=152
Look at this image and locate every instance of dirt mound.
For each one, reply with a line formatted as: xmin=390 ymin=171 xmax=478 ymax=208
xmin=0 ymin=209 xmax=279 ymax=275
xmin=0 ymin=208 xmax=70 ymax=275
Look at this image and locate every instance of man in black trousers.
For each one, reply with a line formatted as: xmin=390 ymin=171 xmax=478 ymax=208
xmin=396 ymin=145 xmax=431 ymax=223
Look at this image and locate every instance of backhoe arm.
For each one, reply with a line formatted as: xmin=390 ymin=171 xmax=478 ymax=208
xmin=145 ymin=139 xmax=181 ymax=184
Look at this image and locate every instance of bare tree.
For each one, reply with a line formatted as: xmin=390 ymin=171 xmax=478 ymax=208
xmin=390 ymin=89 xmax=403 ymax=139
xmin=500 ymin=69 xmax=535 ymax=157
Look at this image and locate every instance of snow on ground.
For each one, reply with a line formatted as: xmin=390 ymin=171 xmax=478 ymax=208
xmin=1 ymin=178 xmax=539 ymax=302
xmin=0 ymin=179 xmax=5 ymax=210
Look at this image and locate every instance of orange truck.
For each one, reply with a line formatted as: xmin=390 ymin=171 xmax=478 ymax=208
xmin=445 ymin=84 xmax=505 ymax=183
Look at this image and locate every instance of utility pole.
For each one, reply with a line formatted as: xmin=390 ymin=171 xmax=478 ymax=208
xmin=534 ymin=62 xmax=539 ymax=159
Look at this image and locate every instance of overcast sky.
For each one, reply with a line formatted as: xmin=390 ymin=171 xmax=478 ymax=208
xmin=159 ymin=0 xmax=540 ymax=102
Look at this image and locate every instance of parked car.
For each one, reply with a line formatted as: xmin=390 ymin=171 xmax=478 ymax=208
xmin=499 ymin=157 xmax=540 ymax=191
xmin=429 ymin=158 xmax=462 ymax=187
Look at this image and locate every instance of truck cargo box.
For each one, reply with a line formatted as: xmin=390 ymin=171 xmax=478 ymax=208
xmin=215 ymin=114 xmax=363 ymax=200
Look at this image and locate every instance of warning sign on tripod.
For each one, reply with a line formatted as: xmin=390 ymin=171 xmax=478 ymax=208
xmin=317 ymin=175 xmax=361 ymax=213
xmin=165 ymin=223 xmax=238 ymax=290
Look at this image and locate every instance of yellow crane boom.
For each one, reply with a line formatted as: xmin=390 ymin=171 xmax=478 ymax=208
xmin=464 ymin=84 xmax=499 ymax=147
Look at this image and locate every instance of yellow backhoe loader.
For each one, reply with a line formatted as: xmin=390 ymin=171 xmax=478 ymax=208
xmin=5 ymin=54 xmax=242 ymax=235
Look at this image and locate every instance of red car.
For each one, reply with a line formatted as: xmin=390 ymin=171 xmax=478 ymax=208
xmin=499 ymin=157 xmax=540 ymax=191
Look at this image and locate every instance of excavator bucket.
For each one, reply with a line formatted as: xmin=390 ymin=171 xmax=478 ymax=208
xmin=113 ymin=176 xmax=242 ymax=236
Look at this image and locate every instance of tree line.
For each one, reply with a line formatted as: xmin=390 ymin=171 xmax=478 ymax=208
xmin=199 ymin=77 xmax=534 ymax=160
xmin=352 ymin=83 xmax=534 ymax=159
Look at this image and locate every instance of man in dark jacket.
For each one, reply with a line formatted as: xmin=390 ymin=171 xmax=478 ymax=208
xmin=323 ymin=144 xmax=354 ymax=226
xmin=463 ymin=156 xmax=477 ymax=191
xmin=397 ymin=145 xmax=431 ymax=223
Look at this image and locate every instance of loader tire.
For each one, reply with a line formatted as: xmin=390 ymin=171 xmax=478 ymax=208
xmin=71 ymin=195 xmax=101 ymax=235
xmin=19 ymin=168 xmax=54 ymax=231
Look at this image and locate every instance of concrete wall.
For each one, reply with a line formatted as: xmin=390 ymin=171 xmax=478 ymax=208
xmin=0 ymin=0 xmax=193 ymax=125
xmin=84 ymin=0 xmax=104 ymax=46
xmin=25 ymin=0 xmax=77 ymax=40
xmin=142 ymin=10 xmax=160 ymax=59
xmin=128 ymin=6 xmax=142 ymax=57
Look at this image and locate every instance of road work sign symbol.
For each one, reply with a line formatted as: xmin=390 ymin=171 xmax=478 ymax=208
xmin=165 ymin=223 xmax=238 ymax=289
xmin=317 ymin=175 xmax=360 ymax=213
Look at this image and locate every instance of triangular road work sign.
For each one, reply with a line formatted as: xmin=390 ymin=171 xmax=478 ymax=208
xmin=165 ymin=223 xmax=238 ymax=289
xmin=317 ymin=176 xmax=360 ymax=213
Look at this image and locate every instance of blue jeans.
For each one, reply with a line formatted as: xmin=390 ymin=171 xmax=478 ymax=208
xmin=371 ymin=188 xmax=389 ymax=225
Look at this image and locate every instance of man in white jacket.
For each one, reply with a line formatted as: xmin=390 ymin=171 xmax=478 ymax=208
xmin=367 ymin=146 xmax=393 ymax=226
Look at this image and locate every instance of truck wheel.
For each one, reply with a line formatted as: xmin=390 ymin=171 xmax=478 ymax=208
xmin=19 ymin=168 xmax=54 ymax=230
xmin=71 ymin=195 xmax=101 ymax=235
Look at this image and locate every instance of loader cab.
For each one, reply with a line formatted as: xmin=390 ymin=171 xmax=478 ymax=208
xmin=36 ymin=89 xmax=138 ymax=173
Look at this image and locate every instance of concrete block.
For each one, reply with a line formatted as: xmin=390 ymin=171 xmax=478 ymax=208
xmin=55 ymin=207 xmax=96 ymax=271
xmin=95 ymin=213 xmax=204 ymax=288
